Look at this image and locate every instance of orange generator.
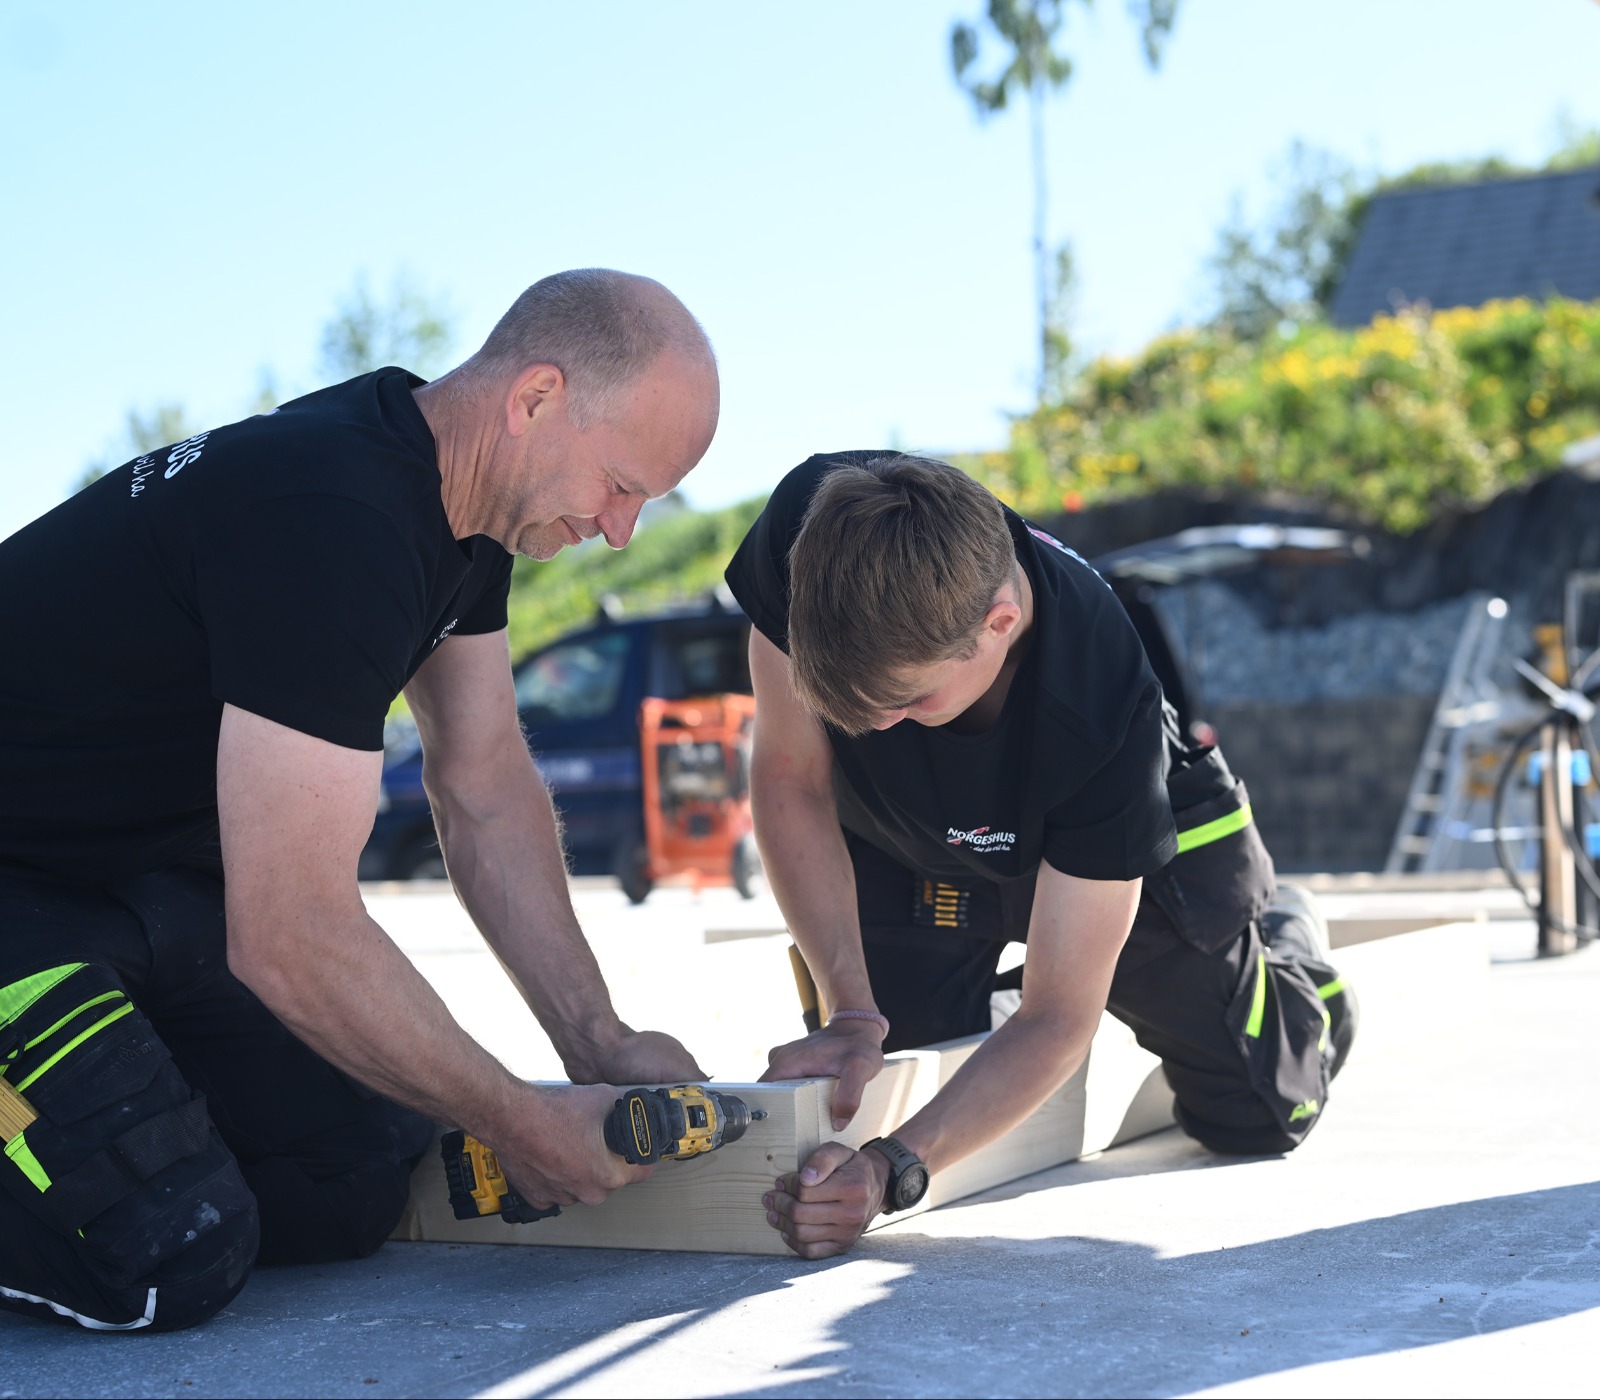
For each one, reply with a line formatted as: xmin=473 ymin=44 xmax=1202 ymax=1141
xmin=636 ymin=694 xmax=762 ymax=900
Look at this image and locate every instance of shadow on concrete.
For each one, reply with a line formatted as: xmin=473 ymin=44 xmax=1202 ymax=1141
xmin=729 ymin=1180 xmax=1600 ymax=1400
xmin=2 ymin=1181 xmax=1595 ymax=1399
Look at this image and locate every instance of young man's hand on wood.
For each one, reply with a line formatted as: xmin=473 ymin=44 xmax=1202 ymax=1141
xmin=764 ymin=1142 xmax=890 ymax=1259
xmin=760 ymin=1019 xmax=886 ymax=1130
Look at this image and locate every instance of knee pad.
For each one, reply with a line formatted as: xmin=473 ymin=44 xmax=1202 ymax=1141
xmin=1 ymin=963 xmax=258 ymax=1330
xmin=135 ymin=1205 xmax=258 ymax=1332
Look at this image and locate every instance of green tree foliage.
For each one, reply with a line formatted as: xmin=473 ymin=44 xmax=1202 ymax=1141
xmin=75 ymin=278 xmax=455 ymax=497
xmin=1547 ymin=112 xmax=1600 ymax=170
xmin=1042 ymin=241 xmax=1080 ymax=399
xmin=1206 ymin=143 xmax=1362 ymax=339
xmin=503 ymin=495 xmax=768 ymax=657
xmin=319 ymin=272 xmax=454 ymax=382
xmin=950 ymin=0 xmax=1178 ymax=401
xmin=970 ymin=297 xmax=1600 ymax=534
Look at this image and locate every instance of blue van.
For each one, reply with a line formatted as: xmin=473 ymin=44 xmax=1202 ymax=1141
xmin=360 ymin=593 xmax=752 ymax=893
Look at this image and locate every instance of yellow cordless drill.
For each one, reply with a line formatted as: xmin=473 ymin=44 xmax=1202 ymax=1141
xmin=442 ymin=1084 xmax=764 ymax=1224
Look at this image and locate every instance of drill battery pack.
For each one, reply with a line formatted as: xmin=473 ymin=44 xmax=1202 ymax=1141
xmin=440 ymin=1129 xmax=561 ymax=1224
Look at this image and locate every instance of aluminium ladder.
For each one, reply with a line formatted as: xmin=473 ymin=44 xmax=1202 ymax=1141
xmin=1385 ymin=595 xmax=1521 ymax=874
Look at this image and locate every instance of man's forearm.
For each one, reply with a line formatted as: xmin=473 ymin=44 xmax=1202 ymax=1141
xmin=427 ymin=752 xmax=629 ymax=1082
xmin=890 ymin=1007 xmax=1097 ymax=1176
xmin=887 ymin=868 xmax=1140 ymax=1175
xmin=753 ymin=780 xmax=876 ymax=1014
xmin=229 ymin=900 xmax=526 ymax=1140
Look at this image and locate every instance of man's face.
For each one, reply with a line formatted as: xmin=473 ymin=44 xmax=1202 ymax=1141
xmin=499 ymin=351 xmax=718 ymax=562
xmin=867 ymin=628 xmax=1012 ymax=731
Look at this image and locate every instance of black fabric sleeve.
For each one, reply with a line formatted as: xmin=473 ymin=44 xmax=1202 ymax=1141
xmin=454 ymin=548 xmax=513 ymax=636
xmin=1040 ymin=680 xmax=1178 ymax=881
xmin=195 ymin=495 xmax=427 ymax=751
xmin=722 ymin=456 xmax=842 ymax=654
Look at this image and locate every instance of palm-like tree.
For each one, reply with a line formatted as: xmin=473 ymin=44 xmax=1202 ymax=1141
xmin=951 ymin=0 xmax=1179 ymax=401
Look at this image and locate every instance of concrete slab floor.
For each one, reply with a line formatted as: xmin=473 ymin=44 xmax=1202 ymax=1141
xmin=3 ymin=916 xmax=1597 ymax=1399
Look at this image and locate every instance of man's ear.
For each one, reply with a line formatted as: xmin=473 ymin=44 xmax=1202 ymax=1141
xmin=505 ymin=364 xmax=565 ymax=438
xmin=985 ymin=597 xmax=1023 ymax=640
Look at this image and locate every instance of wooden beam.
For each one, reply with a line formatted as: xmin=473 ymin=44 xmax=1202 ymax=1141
xmin=393 ymin=1012 xmax=1166 ymax=1255
xmin=392 ymin=921 xmax=1488 ymax=1255
xmin=394 ymin=1051 xmax=937 ymax=1256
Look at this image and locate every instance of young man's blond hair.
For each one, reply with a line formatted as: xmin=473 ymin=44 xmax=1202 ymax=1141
xmin=787 ymin=454 xmax=1017 ymax=734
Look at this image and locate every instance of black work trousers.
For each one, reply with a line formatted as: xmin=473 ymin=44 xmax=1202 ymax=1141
xmin=847 ymin=834 xmax=1338 ymax=1157
xmin=0 ymin=861 xmax=432 ymax=1333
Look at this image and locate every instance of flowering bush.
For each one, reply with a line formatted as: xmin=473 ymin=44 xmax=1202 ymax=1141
xmin=963 ymin=298 xmax=1600 ymax=533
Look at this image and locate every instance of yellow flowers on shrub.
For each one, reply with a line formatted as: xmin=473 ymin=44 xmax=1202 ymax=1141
xmin=964 ymin=298 xmax=1600 ymax=533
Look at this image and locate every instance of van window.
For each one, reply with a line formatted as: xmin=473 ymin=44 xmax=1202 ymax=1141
xmin=649 ymin=623 xmax=752 ymax=699
xmin=515 ymin=632 xmax=632 ymax=723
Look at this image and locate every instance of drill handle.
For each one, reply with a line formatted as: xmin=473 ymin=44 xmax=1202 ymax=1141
xmin=603 ymin=1087 xmax=683 ymax=1165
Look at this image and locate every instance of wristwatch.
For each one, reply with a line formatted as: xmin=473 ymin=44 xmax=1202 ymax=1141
xmin=860 ymin=1135 xmax=930 ymax=1214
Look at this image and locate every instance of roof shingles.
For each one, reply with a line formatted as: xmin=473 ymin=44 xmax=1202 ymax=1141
xmin=1329 ymin=165 xmax=1600 ymax=326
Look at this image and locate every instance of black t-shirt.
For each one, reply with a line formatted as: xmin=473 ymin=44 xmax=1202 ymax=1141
xmin=723 ymin=453 xmax=1178 ymax=885
xmin=0 ymin=368 xmax=513 ymax=883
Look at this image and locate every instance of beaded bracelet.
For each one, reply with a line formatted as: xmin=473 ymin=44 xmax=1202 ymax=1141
xmin=827 ymin=1008 xmax=891 ymax=1035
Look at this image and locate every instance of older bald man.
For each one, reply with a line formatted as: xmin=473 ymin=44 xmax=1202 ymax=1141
xmin=0 ymin=269 xmax=719 ymax=1332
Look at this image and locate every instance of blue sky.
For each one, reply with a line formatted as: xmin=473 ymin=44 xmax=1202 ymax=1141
xmin=3 ymin=1 xmax=1597 ymax=542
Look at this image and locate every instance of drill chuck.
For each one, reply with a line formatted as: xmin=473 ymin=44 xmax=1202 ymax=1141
xmin=713 ymin=1091 xmax=756 ymax=1147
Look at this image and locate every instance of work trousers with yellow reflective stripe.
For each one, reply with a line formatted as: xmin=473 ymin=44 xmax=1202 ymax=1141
xmin=0 ymin=861 xmax=433 ymax=1333
xmin=846 ymin=788 xmax=1340 ymax=1156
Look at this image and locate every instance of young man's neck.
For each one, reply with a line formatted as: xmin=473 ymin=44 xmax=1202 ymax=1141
xmin=947 ymin=566 xmax=1035 ymax=735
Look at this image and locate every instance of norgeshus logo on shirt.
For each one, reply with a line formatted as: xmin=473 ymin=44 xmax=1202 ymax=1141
xmin=946 ymin=825 xmax=1016 ymax=853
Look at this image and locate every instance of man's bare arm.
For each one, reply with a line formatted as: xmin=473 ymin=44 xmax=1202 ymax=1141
xmin=889 ymin=866 xmax=1138 ymax=1170
xmin=216 ymin=703 xmax=646 ymax=1208
xmin=748 ymin=628 xmax=887 ymax=1125
xmin=403 ymin=628 xmax=703 ymax=1087
xmin=766 ymin=863 xmax=1140 ymax=1258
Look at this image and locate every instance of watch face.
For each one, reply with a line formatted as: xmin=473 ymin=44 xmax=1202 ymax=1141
xmin=895 ymin=1163 xmax=930 ymax=1210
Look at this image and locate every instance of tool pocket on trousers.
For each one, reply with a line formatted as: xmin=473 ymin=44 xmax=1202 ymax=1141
xmin=1224 ymin=942 xmax=1330 ymax=1144
xmin=1147 ymin=763 xmax=1275 ymax=956
xmin=5 ymin=969 xmax=172 ymax=1127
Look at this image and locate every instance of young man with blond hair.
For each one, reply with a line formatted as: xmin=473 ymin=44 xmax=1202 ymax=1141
xmin=724 ymin=451 xmax=1357 ymax=1259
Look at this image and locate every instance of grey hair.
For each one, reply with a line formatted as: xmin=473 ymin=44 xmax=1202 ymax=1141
xmin=474 ymin=268 xmax=714 ymax=427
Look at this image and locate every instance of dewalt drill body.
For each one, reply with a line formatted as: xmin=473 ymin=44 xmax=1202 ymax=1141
xmin=442 ymin=1084 xmax=763 ymax=1224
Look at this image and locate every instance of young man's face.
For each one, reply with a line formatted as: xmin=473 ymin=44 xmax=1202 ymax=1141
xmin=867 ymin=585 xmax=1027 ymax=730
xmin=867 ymin=648 xmax=1005 ymax=729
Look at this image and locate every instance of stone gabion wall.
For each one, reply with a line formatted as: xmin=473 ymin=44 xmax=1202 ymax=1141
xmin=1201 ymin=695 xmax=1438 ymax=872
xmin=1149 ymin=585 xmax=1469 ymax=872
xmin=1150 ymin=585 xmax=1473 ymax=707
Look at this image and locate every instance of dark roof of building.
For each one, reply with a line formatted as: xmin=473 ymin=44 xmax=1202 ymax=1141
xmin=1328 ymin=164 xmax=1600 ymax=327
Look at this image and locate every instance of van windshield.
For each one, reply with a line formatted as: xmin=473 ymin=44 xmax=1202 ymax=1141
xmin=515 ymin=632 xmax=631 ymax=724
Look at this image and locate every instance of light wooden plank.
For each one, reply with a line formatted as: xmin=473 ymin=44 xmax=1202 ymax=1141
xmin=392 ymin=1020 xmax=1155 ymax=1252
xmin=913 ymin=1035 xmax=1087 ymax=1213
xmin=393 ymin=921 xmax=1487 ymax=1254
xmin=880 ymin=1013 xmax=1170 ymax=1220
xmin=393 ymin=1052 xmax=941 ymax=1256
xmin=1082 ymin=1014 xmax=1172 ymax=1153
